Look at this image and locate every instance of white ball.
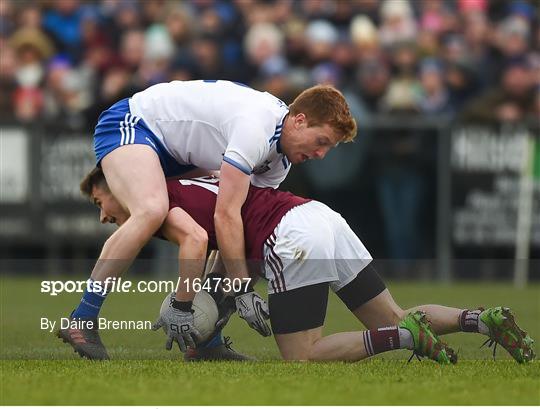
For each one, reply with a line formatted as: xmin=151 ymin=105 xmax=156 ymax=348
xmin=159 ymin=291 xmax=219 ymax=343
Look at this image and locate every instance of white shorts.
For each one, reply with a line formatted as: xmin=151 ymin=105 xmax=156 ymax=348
xmin=263 ymin=201 xmax=373 ymax=294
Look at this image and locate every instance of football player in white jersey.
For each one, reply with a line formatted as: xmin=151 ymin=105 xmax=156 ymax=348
xmin=58 ymin=80 xmax=357 ymax=360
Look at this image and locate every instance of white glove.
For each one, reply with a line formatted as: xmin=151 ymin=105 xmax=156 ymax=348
xmin=235 ymin=290 xmax=271 ymax=337
xmin=152 ymin=300 xmax=201 ymax=352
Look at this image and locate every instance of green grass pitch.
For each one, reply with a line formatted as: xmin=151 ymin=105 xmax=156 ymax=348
xmin=1 ymin=277 xmax=539 ymax=405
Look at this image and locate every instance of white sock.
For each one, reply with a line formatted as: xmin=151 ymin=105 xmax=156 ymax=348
xmin=477 ymin=313 xmax=490 ymax=335
xmin=398 ymin=328 xmax=414 ymax=349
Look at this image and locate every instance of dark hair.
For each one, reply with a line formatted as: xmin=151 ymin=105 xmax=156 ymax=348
xmin=80 ymin=167 xmax=108 ymax=198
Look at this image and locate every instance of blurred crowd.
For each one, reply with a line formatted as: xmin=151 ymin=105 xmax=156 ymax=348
xmin=1 ymin=0 xmax=539 ymax=129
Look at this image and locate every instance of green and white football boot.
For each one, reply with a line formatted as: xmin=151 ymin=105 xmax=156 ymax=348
xmin=479 ymin=307 xmax=535 ymax=363
xmin=399 ymin=311 xmax=457 ymax=364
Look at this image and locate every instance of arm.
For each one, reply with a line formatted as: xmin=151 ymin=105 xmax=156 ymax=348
xmin=153 ymin=207 xmax=208 ymax=352
xmin=161 ymin=207 xmax=208 ymax=302
xmin=214 ymin=162 xmax=271 ymax=337
xmin=213 ymin=161 xmax=251 ymax=282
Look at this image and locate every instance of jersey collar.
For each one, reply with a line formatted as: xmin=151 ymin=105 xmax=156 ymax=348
xmin=269 ymin=111 xmax=288 ymax=155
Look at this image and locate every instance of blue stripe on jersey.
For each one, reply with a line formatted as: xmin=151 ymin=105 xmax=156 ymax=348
xmin=269 ymin=115 xmax=286 ymax=149
xmin=268 ymin=126 xmax=283 ymax=144
xmin=223 ymin=156 xmax=252 ymax=175
xmin=268 ymin=111 xmax=289 ymax=153
xmin=281 ymin=156 xmax=289 ymax=169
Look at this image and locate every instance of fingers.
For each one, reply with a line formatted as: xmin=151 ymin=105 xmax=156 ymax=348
xmin=249 ymin=317 xmax=272 ymax=337
xmin=251 ymin=322 xmax=263 ymax=336
xmin=191 ymin=328 xmax=201 ymax=343
xmin=254 ymin=321 xmax=271 ymax=337
xmin=152 ymin=318 xmax=163 ymax=331
xmin=260 ymin=303 xmax=270 ymax=319
xmin=177 ymin=336 xmax=187 ymax=353
xmin=185 ymin=334 xmax=196 ymax=350
xmin=262 ymin=321 xmax=271 ymax=336
xmin=165 ymin=335 xmax=173 ymax=351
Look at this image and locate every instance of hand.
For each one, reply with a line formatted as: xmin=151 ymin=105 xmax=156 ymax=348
xmin=152 ymin=302 xmax=201 ymax=352
xmin=235 ymin=290 xmax=271 ymax=337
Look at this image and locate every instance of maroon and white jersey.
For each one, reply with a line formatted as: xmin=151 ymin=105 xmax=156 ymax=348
xmin=166 ymin=177 xmax=311 ymax=260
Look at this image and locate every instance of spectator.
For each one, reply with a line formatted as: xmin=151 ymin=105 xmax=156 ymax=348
xmin=496 ymin=15 xmax=530 ymax=60
xmin=138 ymin=24 xmax=174 ymax=87
xmin=381 ymin=41 xmax=421 ymax=114
xmin=119 ymin=29 xmax=145 ymax=73
xmin=462 ymin=10 xmax=498 ymax=88
xmin=350 ymin=14 xmax=380 ymax=61
xmin=461 ymin=58 xmax=535 ymax=123
xmin=304 ymin=19 xmax=339 ymax=65
xmin=419 ymin=0 xmax=450 ymax=36
xmin=445 ymin=60 xmax=480 ymax=109
xmin=0 ymin=0 xmax=15 ymax=37
xmin=42 ymin=0 xmax=85 ymax=63
xmin=418 ymin=58 xmax=453 ymax=115
xmin=244 ymin=22 xmax=285 ymax=82
xmin=165 ymin=3 xmax=193 ymax=47
xmin=9 ymin=20 xmax=55 ymax=122
xmin=378 ymin=0 xmax=417 ymax=49
xmin=106 ymin=0 xmax=142 ymax=46
xmin=0 ymin=42 xmax=17 ymax=119
xmin=42 ymin=57 xmax=91 ymax=129
xmin=348 ymin=56 xmax=391 ymax=114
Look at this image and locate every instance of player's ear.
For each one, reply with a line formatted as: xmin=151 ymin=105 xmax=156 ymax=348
xmin=294 ymin=113 xmax=306 ymax=129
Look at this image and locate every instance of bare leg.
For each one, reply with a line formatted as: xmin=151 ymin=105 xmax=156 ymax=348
xmin=274 ymin=327 xmax=370 ymax=362
xmin=403 ymin=305 xmax=462 ymax=335
xmin=351 ymin=289 xmax=464 ymax=335
xmin=91 ymin=145 xmax=169 ymax=281
xmin=351 ymin=289 xmax=405 ymax=329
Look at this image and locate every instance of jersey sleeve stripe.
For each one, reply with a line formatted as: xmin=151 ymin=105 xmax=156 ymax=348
xmin=222 ymin=156 xmax=252 ymax=175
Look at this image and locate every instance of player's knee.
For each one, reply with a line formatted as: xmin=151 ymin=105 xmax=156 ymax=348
xmin=279 ymin=337 xmax=320 ymax=361
xmin=281 ymin=350 xmax=311 ymax=361
xmin=277 ymin=337 xmax=314 ymax=361
xmin=306 ymin=348 xmax=321 ymax=362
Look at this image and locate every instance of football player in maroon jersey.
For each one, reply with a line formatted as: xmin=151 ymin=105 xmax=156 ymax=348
xmin=77 ymin=168 xmax=535 ymax=364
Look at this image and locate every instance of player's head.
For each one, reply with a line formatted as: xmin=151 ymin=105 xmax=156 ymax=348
xmin=281 ymin=85 xmax=357 ymax=164
xmin=80 ymin=167 xmax=130 ymax=226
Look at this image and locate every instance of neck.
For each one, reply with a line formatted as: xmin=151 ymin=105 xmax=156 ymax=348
xmin=280 ymin=114 xmax=294 ymax=155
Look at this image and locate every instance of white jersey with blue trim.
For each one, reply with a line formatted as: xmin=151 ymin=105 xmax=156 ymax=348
xmin=128 ymin=80 xmax=291 ymax=188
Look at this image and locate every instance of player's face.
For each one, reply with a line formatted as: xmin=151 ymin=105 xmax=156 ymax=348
xmin=91 ymin=185 xmax=130 ymax=227
xmin=282 ymin=114 xmax=339 ymax=164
